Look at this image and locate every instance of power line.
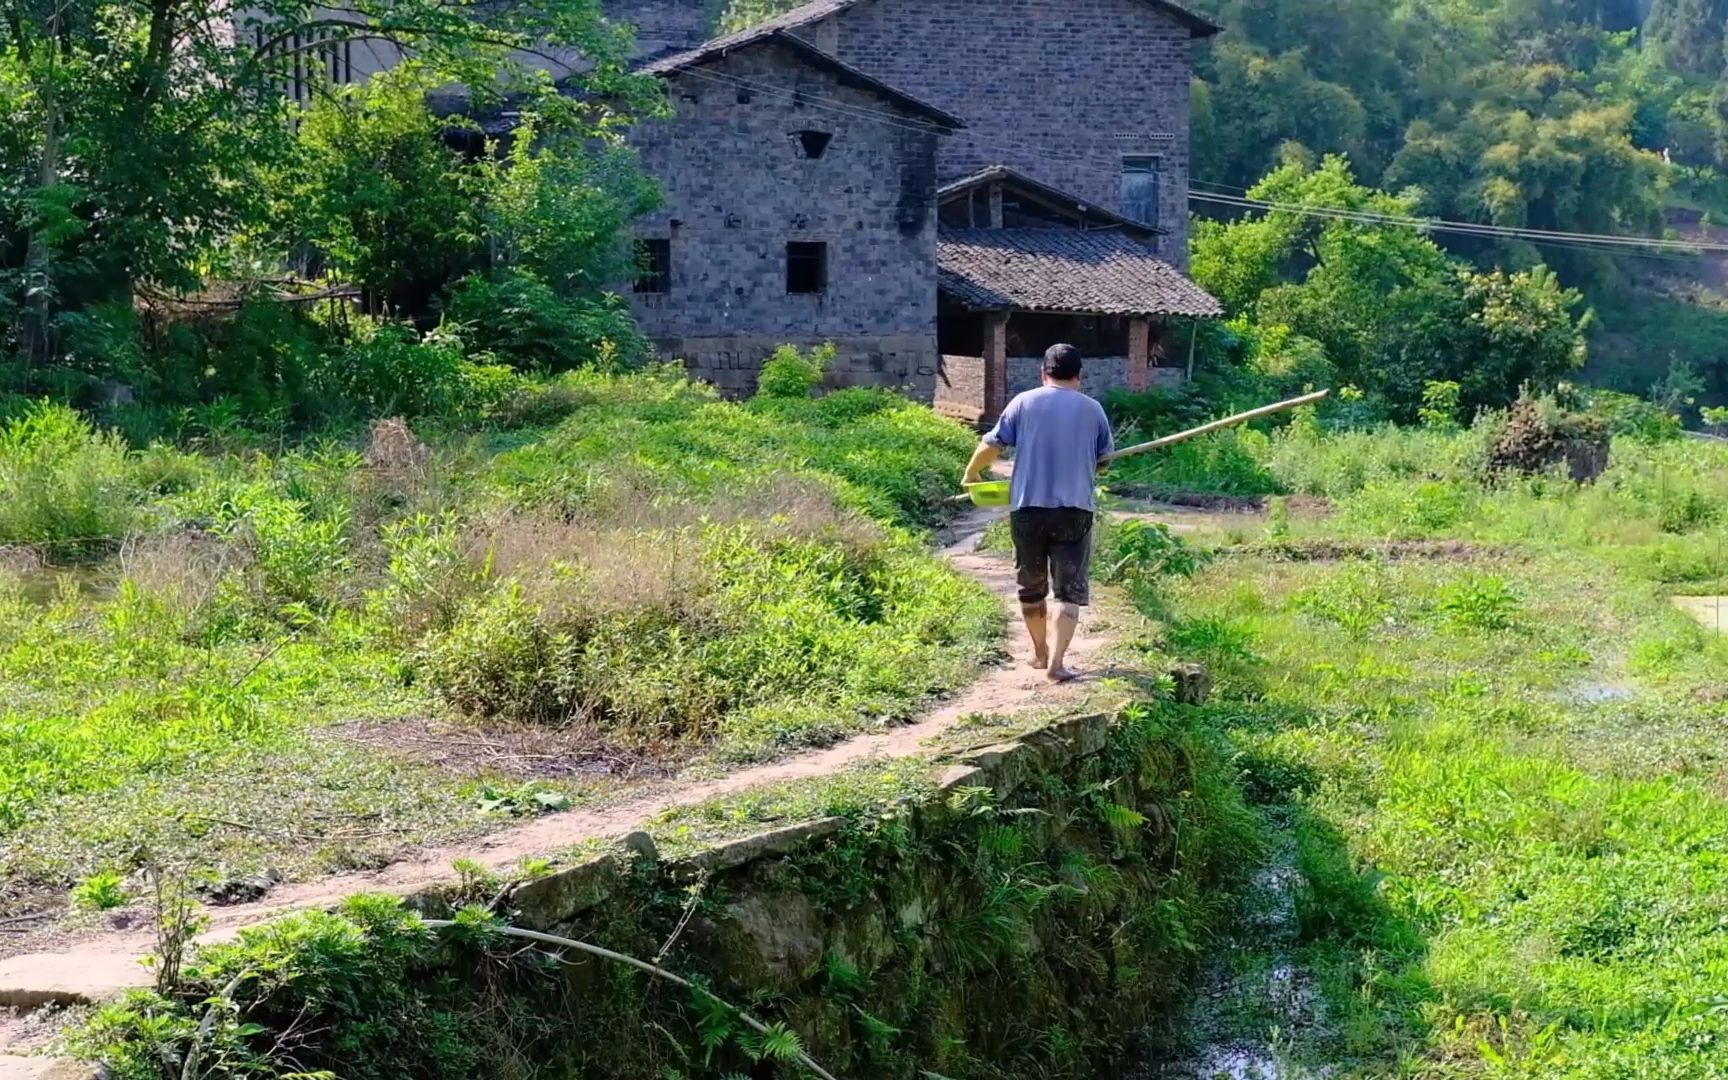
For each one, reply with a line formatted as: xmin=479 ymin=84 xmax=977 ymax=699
xmin=1192 ymin=191 xmax=1728 ymax=253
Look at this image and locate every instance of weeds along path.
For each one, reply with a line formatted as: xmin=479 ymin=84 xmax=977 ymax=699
xmin=0 ymin=504 xmax=1119 ymax=1016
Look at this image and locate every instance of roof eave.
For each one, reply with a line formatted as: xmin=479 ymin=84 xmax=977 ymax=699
xmin=640 ymin=29 xmax=964 ymax=131
xmin=937 ymin=165 xmax=1168 ymax=238
xmin=936 ymin=287 xmax=1224 ymax=320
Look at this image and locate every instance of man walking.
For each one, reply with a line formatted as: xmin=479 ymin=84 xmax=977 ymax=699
xmin=962 ymin=344 xmax=1113 ymax=683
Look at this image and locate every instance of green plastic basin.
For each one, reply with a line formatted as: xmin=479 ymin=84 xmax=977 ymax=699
xmin=964 ymin=480 xmax=1011 ymax=508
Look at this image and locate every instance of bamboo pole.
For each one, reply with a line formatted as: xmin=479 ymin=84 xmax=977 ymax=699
xmin=1100 ymin=388 xmax=1330 ymax=463
xmin=946 ymin=389 xmax=1330 ymax=506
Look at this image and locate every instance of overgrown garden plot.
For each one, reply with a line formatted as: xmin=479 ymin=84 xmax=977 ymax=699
xmin=1134 ymin=419 xmax=1728 ymax=1077
xmin=0 ymin=367 xmax=998 ymax=933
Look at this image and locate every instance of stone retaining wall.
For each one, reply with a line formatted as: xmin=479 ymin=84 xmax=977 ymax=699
xmin=31 ymin=687 xmax=1250 ymax=1080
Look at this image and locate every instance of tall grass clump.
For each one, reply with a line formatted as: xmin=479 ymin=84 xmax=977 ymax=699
xmin=410 ymin=480 xmax=998 ymax=758
xmin=0 ymin=402 xmax=141 ymax=554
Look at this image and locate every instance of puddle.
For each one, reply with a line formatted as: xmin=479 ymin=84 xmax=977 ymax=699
xmin=1565 ymin=681 xmax=1636 ymax=706
xmin=0 ymin=556 xmax=112 ymax=606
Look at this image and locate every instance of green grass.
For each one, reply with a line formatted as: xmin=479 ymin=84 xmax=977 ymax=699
xmin=0 ymin=369 xmax=997 ymax=915
xmin=1137 ymin=427 xmax=1728 ymax=1077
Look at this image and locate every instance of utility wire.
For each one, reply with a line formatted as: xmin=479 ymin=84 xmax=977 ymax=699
xmin=1191 ymin=191 xmax=1728 ymax=253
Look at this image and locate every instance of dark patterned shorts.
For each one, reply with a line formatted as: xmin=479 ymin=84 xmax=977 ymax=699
xmin=1009 ymin=508 xmax=1094 ymax=607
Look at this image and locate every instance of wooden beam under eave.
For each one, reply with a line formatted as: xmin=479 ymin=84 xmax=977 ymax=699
xmin=1128 ymin=317 xmax=1151 ymax=393
xmin=983 ymin=311 xmax=1010 ymax=424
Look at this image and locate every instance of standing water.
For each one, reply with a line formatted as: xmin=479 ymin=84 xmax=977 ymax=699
xmin=1129 ymin=811 xmax=1329 ymax=1079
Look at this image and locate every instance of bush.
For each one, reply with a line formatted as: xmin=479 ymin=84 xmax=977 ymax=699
xmin=442 ymin=270 xmax=646 ymax=373
xmin=1486 ymin=396 xmax=1610 ymax=482
xmin=0 ymin=402 xmax=140 ymax=553
xmin=319 ymin=324 xmax=473 ymax=420
xmin=755 ymin=343 xmax=833 ymax=399
xmin=415 ymin=585 xmax=561 ymax=721
xmin=1579 ymin=387 xmax=1682 ymax=443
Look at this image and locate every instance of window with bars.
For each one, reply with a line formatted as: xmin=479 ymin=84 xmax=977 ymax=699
xmin=1121 ymin=156 xmax=1161 ymax=229
xmin=252 ymin=24 xmax=356 ymax=105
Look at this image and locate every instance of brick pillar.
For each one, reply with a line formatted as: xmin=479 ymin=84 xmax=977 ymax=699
xmin=1127 ymin=317 xmax=1151 ymax=393
xmin=983 ymin=312 xmax=1010 ymax=424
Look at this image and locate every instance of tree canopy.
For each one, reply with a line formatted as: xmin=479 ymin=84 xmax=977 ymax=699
xmin=1194 ymin=157 xmax=1590 ymax=421
xmin=0 ymin=0 xmax=658 ymax=366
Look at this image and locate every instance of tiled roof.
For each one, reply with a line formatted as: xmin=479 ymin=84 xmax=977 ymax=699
xmin=939 ymin=165 xmax=1165 ymax=237
xmin=939 ymin=228 xmax=1224 ymax=318
xmin=673 ymin=0 xmax=1223 ymax=42
xmin=637 ymin=30 xmax=965 ymax=129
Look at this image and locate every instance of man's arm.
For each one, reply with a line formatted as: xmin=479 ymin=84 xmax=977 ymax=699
xmin=964 ymin=441 xmax=1002 ymax=484
xmin=965 ymin=399 xmax=1019 ymax=484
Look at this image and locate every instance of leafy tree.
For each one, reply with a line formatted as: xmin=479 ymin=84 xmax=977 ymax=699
xmin=1194 ymin=157 xmax=1588 ymax=419
xmin=477 ymin=116 xmax=660 ymax=294
xmin=0 ymin=0 xmax=654 ymax=368
xmin=286 ymin=67 xmax=484 ymax=315
xmin=1644 ymin=0 xmax=1728 ymax=77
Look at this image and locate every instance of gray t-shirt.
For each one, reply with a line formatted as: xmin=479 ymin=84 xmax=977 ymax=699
xmin=984 ymin=386 xmax=1114 ymax=512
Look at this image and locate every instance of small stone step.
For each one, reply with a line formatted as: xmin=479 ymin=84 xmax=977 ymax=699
xmin=0 ymin=951 xmax=151 ymax=1010
xmin=0 ymin=1056 xmax=94 ymax=1079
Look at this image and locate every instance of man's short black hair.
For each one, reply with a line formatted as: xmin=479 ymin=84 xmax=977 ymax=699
xmin=1043 ymin=343 xmax=1083 ymax=381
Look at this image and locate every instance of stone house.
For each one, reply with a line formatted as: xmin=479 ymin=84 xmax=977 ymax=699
xmin=617 ymin=0 xmax=1225 ymax=417
xmin=240 ymin=0 xmax=1226 ymax=415
xmin=629 ymin=33 xmax=963 ymax=397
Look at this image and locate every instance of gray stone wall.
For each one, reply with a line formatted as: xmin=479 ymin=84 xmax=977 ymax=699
xmin=816 ymin=0 xmax=1195 ymax=267
xmin=937 ymin=353 xmax=1186 ymax=424
xmin=627 ymin=43 xmax=944 ymax=398
xmin=1006 ymin=356 xmax=1186 ymax=397
xmin=602 ymin=0 xmax=712 ymax=55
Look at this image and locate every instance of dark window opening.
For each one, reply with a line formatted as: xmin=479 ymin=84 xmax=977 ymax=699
xmin=633 ymin=238 xmax=671 ymax=295
xmin=792 ymin=129 xmax=834 ymax=159
xmin=938 ymin=293 xmax=986 ymax=355
xmin=787 ymin=241 xmax=828 ymax=294
xmin=1122 ymin=156 xmax=1161 ymax=228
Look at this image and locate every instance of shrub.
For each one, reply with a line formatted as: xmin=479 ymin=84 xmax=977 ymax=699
xmin=319 ymin=324 xmax=471 ymax=420
xmin=415 ymin=585 xmax=561 ymax=721
xmin=0 ymin=402 xmax=140 ymax=553
xmin=756 ymin=343 xmax=833 ymax=399
xmin=71 ymin=870 xmax=129 ymax=912
xmin=1097 ymin=518 xmax=1203 ymax=587
xmin=1435 ymin=574 xmax=1519 ymax=630
xmin=1578 ymin=387 xmax=1681 ymax=443
xmin=1418 ymin=380 xmax=1462 ymax=431
xmin=1487 ymin=396 xmax=1610 ymax=482
xmin=443 ymin=270 xmax=645 ymax=373
xmin=1108 ymin=427 xmax=1278 ymax=496
xmin=1103 ymin=386 xmax=1214 ymax=439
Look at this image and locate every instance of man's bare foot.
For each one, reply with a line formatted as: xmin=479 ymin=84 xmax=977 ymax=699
xmin=1047 ymin=666 xmax=1081 ymax=684
xmin=1029 ymin=653 xmax=1050 ymax=671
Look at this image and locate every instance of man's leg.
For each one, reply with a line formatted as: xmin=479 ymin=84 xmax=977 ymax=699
xmin=1009 ymin=510 xmax=1052 ymax=669
xmin=1046 ymin=511 xmax=1094 ymax=684
xmin=1047 ymin=602 xmax=1082 ymax=683
xmin=1021 ymin=601 xmax=1050 ymax=670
